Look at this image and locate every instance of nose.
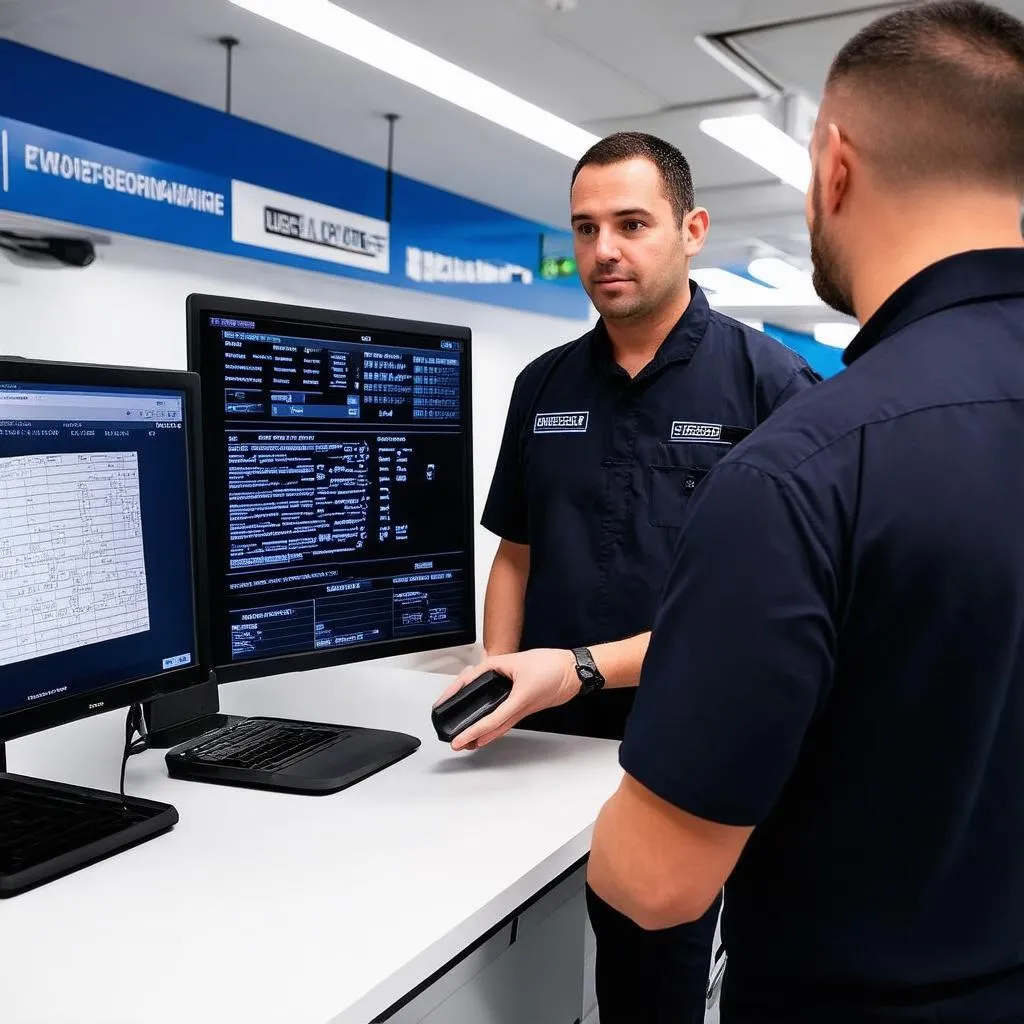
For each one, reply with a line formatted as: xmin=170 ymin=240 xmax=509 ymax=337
xmin=594 ymin=227 xmax=621 ymax=266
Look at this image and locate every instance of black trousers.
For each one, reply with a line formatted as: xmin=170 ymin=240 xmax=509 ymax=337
xmin=587 ymin=883 xmax=721 ymax=1024
xmin=721 ymin=961 xmax=1024 ymax=1023
xmin=523 ymin=692 xmax=719 ymax=1020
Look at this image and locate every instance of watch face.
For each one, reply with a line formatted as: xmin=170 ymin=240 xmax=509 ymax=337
xmin=578 ymin=665 xmax=596 ymax=681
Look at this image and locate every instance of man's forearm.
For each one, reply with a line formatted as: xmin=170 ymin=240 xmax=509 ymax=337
xmin=590 ymin=632 xmax=650 ymax=688
xmin=482 ymin=541 xmax=529 ymax=656
xmin=483 ymin=581 xmax=525 ymax=655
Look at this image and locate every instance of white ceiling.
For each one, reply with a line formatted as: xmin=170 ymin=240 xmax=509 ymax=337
xmin=2 ymin=0 xmax=1020 ymax=326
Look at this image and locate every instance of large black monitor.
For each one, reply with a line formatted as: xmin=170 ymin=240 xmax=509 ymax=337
xmin=0 ymin=357 xmax=208 ymax=896
xmin=141 ymin=296 xmax=474 ymax=795
xmin=188 ymin=294 xmax=476 ymax=682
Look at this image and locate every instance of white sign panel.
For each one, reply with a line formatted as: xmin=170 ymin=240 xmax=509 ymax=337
xmin=231 ymin=180 xmax=389 ymax=274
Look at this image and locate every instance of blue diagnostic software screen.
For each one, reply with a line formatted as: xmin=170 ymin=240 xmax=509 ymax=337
xmin=199 ymin=310 xmax=474 ymax=669
xmin=0 ymin=383 xmax=198 ymax=717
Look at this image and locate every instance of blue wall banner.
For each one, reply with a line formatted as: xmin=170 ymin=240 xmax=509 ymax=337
xmin=0 ymin=41 xmax=589 ymax=321
xmin=1 ymin=117 xmax=230 ymax=251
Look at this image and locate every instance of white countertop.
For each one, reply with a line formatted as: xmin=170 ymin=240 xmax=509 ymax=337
xmin=1 ymin=664 xmax=622 ymax=1024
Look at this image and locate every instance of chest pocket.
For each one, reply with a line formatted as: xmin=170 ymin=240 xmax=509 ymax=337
xmin=648 ymin=440 xmax=731 ymax=528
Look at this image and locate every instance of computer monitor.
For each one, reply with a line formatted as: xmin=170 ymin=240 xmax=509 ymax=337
xmin=189 ymin=294 xmax=476 ymax=680
xmin=143 ymin=295 xmax=474 ymax=794
xmin=0 ymin=357 xmax=208 ymax=896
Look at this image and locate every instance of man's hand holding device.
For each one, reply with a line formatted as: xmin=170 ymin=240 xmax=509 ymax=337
xmin=432 ymin=648 xmax=597 ymax=750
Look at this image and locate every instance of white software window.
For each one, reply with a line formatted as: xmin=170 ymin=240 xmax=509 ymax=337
xmin=0 ymin=451 xmax=151 ymax=668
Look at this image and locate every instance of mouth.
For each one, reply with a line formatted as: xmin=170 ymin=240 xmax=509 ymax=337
xmin=593 ymin=278 xmax=631 ymax=287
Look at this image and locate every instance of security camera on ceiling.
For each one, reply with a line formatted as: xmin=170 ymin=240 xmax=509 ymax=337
xmin=0 ymin=230 xmax=97 ymax=269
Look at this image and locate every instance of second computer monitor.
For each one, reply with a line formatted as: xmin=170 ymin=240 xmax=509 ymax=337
xmin=0 ymin=358 xmax=208 ymax=743
xmin=188 ymin=295 xmax=475 ymax=682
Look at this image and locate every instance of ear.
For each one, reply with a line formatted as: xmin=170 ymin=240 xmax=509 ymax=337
xmin=683 ymin=207 xmax=710 ymax=258
xmin=817 ymin=123 xmax=849 ymax=216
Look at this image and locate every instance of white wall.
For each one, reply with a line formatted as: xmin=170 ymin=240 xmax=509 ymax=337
xmin=0 ymin=231 xmax=593 ymax=674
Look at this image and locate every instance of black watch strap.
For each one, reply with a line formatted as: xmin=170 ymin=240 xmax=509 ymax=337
xmin=573 ymin=647 xmax=606 ymax=696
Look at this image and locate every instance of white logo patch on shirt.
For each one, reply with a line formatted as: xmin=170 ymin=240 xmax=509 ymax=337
xmin=534 ymin=411 xmax=589 ymax=434
xmin=670 ymin=421 xmax=725 ymax=443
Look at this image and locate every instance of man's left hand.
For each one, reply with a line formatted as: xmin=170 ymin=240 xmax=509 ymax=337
xmin=433 ymin=648 xmax=580 ymax=750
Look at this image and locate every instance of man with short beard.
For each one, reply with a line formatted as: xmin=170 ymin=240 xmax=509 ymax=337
xmin=442 ymin=131 xmax=818 ymax=1023
xmin=441 ymin=2 xmax=1024 ymax=1021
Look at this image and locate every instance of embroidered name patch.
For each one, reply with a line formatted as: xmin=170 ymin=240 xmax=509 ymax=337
xmin=670 ymin=421 xmax=724 ymax=443
xmin=534 ymin=411 xmax=589 ymax=434
xmin=668 ymin=421 xmax=753 ymax=445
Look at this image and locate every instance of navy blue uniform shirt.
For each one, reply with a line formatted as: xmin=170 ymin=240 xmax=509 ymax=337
xmin=621 ymin=248 xmax=1024 ymax=1020
xmin=482 ymin=283 xmax=819 ymax=738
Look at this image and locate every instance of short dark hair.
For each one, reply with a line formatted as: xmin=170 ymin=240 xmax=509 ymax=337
xmin=825 ymin=1 xmax=1024 ymax=192
xmin=571 ymin=132 xmax=695 ymax=223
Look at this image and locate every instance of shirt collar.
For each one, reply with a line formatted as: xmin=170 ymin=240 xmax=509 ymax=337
xmin=843 ymin=248 xmax=1024 ymax=366
xmin=591 ymin=281 xmax=711 ymax=380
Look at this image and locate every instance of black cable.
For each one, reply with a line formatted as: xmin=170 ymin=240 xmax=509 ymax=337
xmin=119 ymin=704 xmax=148 ymax=810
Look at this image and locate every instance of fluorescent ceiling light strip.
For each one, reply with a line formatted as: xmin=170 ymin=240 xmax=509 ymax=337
xmin=703 ymin=292 xmax=826 ymax=309
xmin=691 ymin=267 xmax=771 ymax=296
xmin=694 ymin=267 xmax=827 ymax=310
xmin=696 ymin=266 xmax=823 ymax=309
xmin=229 ymin=0 xmax=601 ymax=159
xmin=699 ymin=114 xmax=811 ymax=192
xmin=748 ymin=256 xmax=812 ymax=292
xmin=814 ymin=322 xmax=859 ymax=348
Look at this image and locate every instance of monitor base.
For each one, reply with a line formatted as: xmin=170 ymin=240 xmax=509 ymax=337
xmin=142 ymin=677 xmax=243 ymax=749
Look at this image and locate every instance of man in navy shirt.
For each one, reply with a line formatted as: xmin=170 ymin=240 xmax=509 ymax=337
xmin=436 ymin=132 xmax=818 ymax=1023
xmin=445 ymin=2 xmax=1024 ymax=1020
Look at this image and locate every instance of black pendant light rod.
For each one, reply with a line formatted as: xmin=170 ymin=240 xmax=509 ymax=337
xmin=218 ymin=36 xmax=240 ymax=114
xmin=385 ymin=113 xmax=400 ymax=223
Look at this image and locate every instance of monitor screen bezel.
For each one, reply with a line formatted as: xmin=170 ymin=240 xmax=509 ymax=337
xmin=186 ymin=292 xmax=477 ymax=684
xmin=0 ymin=356 xmax=211 ymax=743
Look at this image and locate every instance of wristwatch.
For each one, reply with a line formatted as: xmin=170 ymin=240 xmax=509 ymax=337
xmin=572 ymin=647 xmax=606 ymax=696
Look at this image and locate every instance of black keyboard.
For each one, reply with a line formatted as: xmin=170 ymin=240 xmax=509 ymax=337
xmin=176 ymin=717 xmax=350 ymax=772
xmin=166 ymin=716 xmax=420 ymax=795
xmin=0 ymin=774 xmax=177 ymax=898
